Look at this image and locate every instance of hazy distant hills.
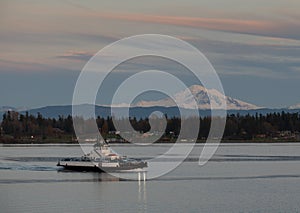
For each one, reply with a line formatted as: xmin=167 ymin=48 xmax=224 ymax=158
xmin=0 ymin=106 xmax=29 ymax=112
xmin=1 ymin=104 xmax=300 ymax=121
xmin=0 ymin=105 xmax=296 ymax=120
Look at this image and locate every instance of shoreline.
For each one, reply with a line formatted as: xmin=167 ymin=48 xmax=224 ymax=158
xmin=1 ymin=139 xmax=300 ymax=145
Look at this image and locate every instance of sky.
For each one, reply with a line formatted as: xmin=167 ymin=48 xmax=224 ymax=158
xmin=1 ymin=0 xmax=300 ymax=108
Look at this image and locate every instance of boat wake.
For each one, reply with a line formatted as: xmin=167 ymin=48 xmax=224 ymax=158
xmin=0 ymin=163 xmax=58 ymax=171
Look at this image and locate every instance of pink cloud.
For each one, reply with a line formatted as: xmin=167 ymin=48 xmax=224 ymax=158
xmin=86 ymin=12 xmax=299 ymax=40
xmin=57 ymin=50 xmax=94 ymax=61
xmin=93 ymin=13 xmax=274 ymax=34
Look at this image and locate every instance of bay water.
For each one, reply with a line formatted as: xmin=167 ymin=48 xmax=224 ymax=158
xmin=1 ymin=143 xmax=300 ymax=213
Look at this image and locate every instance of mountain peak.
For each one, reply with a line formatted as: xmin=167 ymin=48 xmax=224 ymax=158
xmin=188 ymin=85 xmax=205 ymax=93
xmin=135 ymin=85 xmax=260 ymax=110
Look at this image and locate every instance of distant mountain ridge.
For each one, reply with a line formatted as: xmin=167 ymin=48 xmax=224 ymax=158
xmin=0 ymin=106 xmax=17 ymax=112
xmin=1 ymin=105 xmax=300 ymax=121
xmin=0 ymin=106 xmax=29 ymax=113
xmin=22 ymin=105 xmax=300 ymax=119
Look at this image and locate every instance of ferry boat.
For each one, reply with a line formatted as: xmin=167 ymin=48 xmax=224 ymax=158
xmin=57 ymin=141 xmax=147 ymax=172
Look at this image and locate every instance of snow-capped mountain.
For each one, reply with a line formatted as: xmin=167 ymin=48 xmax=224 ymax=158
xmin=288 ymin=103 xmax=300 ymax=109
xmin=135 ymin=85 xmax=260 ymax=110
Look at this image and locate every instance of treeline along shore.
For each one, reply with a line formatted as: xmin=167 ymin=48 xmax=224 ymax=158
xmin=1 ymin=111 xmax=300 ymax=143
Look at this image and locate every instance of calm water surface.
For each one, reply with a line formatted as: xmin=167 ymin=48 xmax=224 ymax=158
xmin=1 ymin=143 xmax=300 ymax=213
